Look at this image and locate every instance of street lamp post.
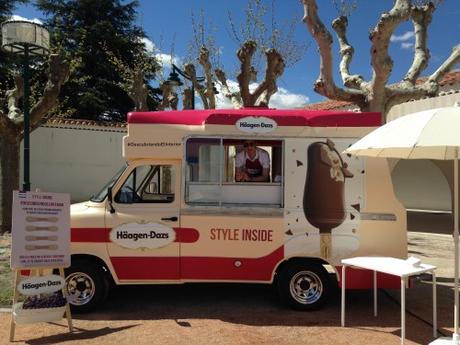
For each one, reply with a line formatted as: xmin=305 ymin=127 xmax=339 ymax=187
xmin=166 ymin=63 xmax=205 ymax=110
xmin=1 ymin=20 xmax=50 ymax=192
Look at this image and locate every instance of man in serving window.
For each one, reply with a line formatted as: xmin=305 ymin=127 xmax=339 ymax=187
xmin=235 ymin=141 xmax=270 ymax=182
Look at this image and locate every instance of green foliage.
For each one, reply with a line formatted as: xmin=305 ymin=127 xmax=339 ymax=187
xmin=36 ymin=0 xmax=160 ymax=121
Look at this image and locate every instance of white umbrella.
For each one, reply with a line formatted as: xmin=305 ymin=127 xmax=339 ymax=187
xmin=346 ymin=103 xmax=460 ymax=345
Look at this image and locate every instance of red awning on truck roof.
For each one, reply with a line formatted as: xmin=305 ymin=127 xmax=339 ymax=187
xmin=127 ymin=108 xmax=381 ymax=127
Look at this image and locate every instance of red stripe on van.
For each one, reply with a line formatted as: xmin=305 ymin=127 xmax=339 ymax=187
xmin=181 ymin=246 xmax=284 ymax=281
xmin=110 ymin=246 xmax=283 ymax=281
xmin=71 ymin=228 xmax=109 ymax=242
xmin=111 ymin=257 xmax=180 ymax=280
xmin=71 ymin=227 xmax=199 ymax=243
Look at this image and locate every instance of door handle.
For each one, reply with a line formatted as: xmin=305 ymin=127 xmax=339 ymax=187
xmin=161 ymin=216 xmax=178 ymax=222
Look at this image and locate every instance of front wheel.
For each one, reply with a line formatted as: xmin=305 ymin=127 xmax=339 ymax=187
xmin=64 ymin=260 xmax=110 ymax=313
xmin=278 ymin=262 xmax=330 ymax=311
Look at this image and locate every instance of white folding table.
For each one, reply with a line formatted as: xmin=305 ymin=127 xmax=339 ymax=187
xmin=341 ymin=256 xmax=437 ymax=345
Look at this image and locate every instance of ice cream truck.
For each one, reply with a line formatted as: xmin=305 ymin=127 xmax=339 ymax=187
xmin=67 ymin=108 xmax=407 ymax=312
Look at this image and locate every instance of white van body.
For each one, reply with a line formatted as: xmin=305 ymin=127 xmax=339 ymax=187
xmin=67 ymin=108 xmax=406 ymax=312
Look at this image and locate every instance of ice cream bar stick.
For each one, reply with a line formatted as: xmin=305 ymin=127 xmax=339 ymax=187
xmin=25 ymin=235 xmax=58 ymax=241
xmin=25 ymin=244 xmax=58 ymax=251
xmin=26 ymin=216 xmax=58 ymax=223
xmin=25 ymin=225 xmax=58 ymax=232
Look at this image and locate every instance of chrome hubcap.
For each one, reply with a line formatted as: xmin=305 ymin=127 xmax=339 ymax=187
xmin=65 ymin=272 xmax=96 ymax=306
xmin=289 ymin=270 xmax=323 ymax=305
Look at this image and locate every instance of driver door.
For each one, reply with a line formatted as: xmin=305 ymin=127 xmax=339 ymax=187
xmin=106 ymin=160 xmax=181 ymax=282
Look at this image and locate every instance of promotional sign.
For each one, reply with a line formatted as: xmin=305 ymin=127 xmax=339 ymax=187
xmin=110 ymin=222 xmax=176 ymax=249
xmin=235 ymin=116 xmax=277 ymax=133
xmin=11 ymin=191 xmax=70 ymax=269
xmin=13 ymin=273 xmax=68 ymax=325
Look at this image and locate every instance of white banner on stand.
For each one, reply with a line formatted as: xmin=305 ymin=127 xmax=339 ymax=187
xmin=11 ymin=191 xmax=70 ymax=269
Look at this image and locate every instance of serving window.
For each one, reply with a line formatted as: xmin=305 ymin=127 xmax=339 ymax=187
xmin=185 ymin=137 xmax=283 ymax=207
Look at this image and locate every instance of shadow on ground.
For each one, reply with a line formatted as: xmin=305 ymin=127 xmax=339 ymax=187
xmin=68 ymin=280 xmax=453 ymax=345
xmin=23 ymin=325 xmax=139 ymax=345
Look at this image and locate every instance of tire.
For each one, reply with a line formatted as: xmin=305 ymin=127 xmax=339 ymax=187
xmin=63 ymin=260 xmax=110 ymax=313
xmin=278 ymin=262 xmax=330 ymax=311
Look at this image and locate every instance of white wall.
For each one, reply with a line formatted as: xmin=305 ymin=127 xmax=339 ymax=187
xmin=392 ymin=160 xmax=451 ymax=212
xmin=387 ymin=93 xmax=460 ymax=213
xmin=21 ymin=124 xmax=127 ymax=203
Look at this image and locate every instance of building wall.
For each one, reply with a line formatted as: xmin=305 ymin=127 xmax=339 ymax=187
xmin=21 ymin=125 xmax=126 ymax=203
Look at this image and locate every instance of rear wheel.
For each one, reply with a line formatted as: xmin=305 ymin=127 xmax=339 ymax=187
xmin=278 ymin=262 xmax=330 ymax=311
xmin=64 ymin=260 xmax=110 ymax=313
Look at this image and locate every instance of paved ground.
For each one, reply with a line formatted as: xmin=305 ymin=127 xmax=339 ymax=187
xmin=0 ymin=211 xmax=457 ymax=345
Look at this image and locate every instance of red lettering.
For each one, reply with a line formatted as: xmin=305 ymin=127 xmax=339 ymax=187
xmin=209 ymin=228 xmax=239 ymax=240
xmin=210 ymin=228 xmax=216 ymax=240
xmin=242 ymin=229 xmax=273 ymax=242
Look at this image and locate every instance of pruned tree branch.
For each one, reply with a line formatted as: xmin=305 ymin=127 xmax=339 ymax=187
xmin=404 ymin=2 xmax=434 ymax=84
xmin=0 ymin=109 xmax=20 ymax=142
xmin=184 ymin=63 xmax=209 ymax=109
xmin=389 ymin=43 xmax=460 ymax=108
xmin=302 ymin=0 xmax=365 ymax=106
xmin=128 ymin=69 xmax=149 ymax=111
xmin=369 ymin=0 xmax=411 ymax=94
xmin=215 ymin=68 xmax=243 ymax=108
xmin=428 ymin=44 xmax=460 ymax=85
xmin=6 ymin=75 xmax=24 ymax=124
xmin=236 ymin=40 xmax=286 ymax=107
xmin=331 ymin=16 xmax=364 ymax=89
xmin=158 ymin=82 xmax=178 ymax=110
xmin=198 ymin=47 xmax=216 ymax=109
xmin=303 ymin=0 xmax=460 ymax=122
xmin=182 ymin=88 xmax=194 ymax=110
xmin=252 ymin=48 xmax=285 ymax=106
xmin=30 ymin=54 xmax=70 ymax=130
xmin=237 ymin=40 xmax=258 ymax=106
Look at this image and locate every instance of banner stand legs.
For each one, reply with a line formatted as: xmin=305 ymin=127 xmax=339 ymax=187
xmin=9 ymin=268 xmax=73 ymax=342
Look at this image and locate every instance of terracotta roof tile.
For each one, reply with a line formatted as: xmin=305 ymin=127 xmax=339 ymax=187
xmin=44 ymin=118 xmax=127 ymax=129
xmin=303 ymin=99 xmax=355 ymax=110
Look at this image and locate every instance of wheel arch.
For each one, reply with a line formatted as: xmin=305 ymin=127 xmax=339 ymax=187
xmin=274 ymin=256 xmax=337 ymax=283
xmin=70 ymin=253 xmax=114 ymax=285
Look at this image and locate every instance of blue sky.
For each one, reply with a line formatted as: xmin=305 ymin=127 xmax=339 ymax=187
xmin=12 ymin=0 xmax=460 ymax=108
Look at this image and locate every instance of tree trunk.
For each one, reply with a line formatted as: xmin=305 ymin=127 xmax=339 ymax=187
xmin=0 ymin=136 xmax=20 ymax=233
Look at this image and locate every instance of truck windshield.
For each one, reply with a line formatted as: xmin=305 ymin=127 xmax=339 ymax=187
xmin=90 ymin=165 xmax=127 ymax=202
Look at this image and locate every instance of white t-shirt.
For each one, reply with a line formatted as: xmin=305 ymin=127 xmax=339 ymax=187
xmin=235 ymin=148 xmax=270 ymax=169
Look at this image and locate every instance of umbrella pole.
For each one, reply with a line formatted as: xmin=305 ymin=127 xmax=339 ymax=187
xmin=455 ymin=155 xmax=459 ymax=343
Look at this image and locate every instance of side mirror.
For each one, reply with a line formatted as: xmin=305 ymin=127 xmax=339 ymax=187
xmin=107 ymin=186 xmax=116 ymax=214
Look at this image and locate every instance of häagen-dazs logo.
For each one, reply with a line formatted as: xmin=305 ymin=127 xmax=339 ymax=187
xmin=18 ymin=275 xmax=65 ymax=296
xmin=236 ymin=116 xmax=277 ymax=133
xmin=110 ymin=223 xmax=176 ymax=249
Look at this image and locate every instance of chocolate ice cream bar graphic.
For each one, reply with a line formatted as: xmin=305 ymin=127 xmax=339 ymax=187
xmin=25 ymin=244 xmax=58 ymax=251
xmin=26 ymin=225 xmax=58 ymax=232
xmin=25 ymin=235 xmax=58 ymax=241
xmin=303 ymin=140 xmax=353 ymax=259
xmin=26 ymin=216 xmax=59 ymax=223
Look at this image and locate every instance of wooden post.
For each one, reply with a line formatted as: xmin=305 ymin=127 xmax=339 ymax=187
xmin=9 ymin=269 xmax=21 ymax=342
xmin=59 ymin=267 xmax=73 ymax=332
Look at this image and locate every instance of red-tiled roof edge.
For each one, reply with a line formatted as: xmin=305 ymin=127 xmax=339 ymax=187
xmin=44 ymin=118 xmax=127 ymax=130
